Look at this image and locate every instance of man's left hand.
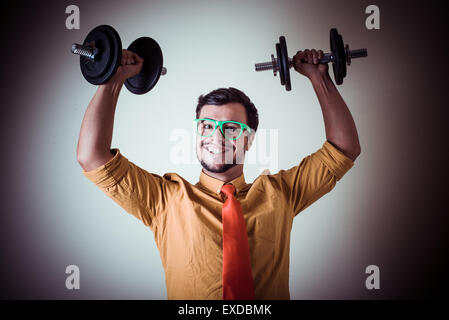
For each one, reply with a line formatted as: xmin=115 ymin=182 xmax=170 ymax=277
xmin=293 ymin=49 xmax=329 ymax=80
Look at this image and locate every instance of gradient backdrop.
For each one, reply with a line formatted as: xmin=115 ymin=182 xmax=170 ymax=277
xmin=0 ymin=0 xmax=448 ymax=299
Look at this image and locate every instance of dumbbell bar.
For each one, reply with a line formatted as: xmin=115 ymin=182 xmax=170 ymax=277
xmin=254 ymin=48 xmax=367 ymax=71
xmin=71 ymin=25 xmax=166 ymax=94
xmin=254 ymin=28 xmax=368 ymax=91
xmin=71 ymin=43 xmax=167 ymax=76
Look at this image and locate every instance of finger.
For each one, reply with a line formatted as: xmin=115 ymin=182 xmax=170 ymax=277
xmin=302 ymin=49 xmax=309 ymax=63
xmin=131 ymin=52 xmax=142 ymax=64
xmin=123 ymin=50 xmax=133 ymax=65
xmin=129 ymin=53 xmax=136 ymax=64
xmin=295 ymin=50 xmax=305 ymax=61
xmin=127 ymin=52 xmax=133 ymax=65
xmin=121 ymin=50 xmax=128 ymax=65
xmin=311 ymin=49 xmax=318 ymax=64
xmin=124 ymin=50 xmax=135 ymax=65
xmin=294 ymin=51 xmax=304 ymax=66
xmin=308 ymin=50 xmax=314 ymax=64
xmin=318 ymin=50 xmax=324 ymax=61
xmin=304 ymin=49 xmax=313 ymax=63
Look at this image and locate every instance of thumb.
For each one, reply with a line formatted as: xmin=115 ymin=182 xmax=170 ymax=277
xmin=134 ymin=53 xmax=144 ymax=64
xmin=294 ymin=51 xmax=305 ymax=70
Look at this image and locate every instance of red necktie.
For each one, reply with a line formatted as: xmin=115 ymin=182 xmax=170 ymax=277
xmin=221 ymin=183 xmax=255 ymax=300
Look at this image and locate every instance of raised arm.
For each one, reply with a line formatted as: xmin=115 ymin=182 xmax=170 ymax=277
xmin=293 ymin=49 xmax=361 ymax=161
xmin=77 ymin=50 xmax=143 ymax=171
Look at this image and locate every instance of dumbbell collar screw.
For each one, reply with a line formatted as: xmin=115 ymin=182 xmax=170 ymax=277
xmin=71 ymin=41 xmax=99 ymax=61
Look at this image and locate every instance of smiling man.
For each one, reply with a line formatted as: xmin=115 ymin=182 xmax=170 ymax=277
xmin=77 ymin=48 xmax=360 ymax=300
xmin=195 ymin=98 xmax=257 ymax=181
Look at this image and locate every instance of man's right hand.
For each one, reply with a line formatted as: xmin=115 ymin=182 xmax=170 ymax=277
xmin=293 ymin=49 xmax=328 ymax=81
xmin=110 ymin=50 xmax=144 ymax=84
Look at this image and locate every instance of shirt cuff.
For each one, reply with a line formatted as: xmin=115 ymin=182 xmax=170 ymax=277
xmin=316 ymin=141 xmax=355 ymax=181
xmin=82 ymin=149 xmax=130 ymax=189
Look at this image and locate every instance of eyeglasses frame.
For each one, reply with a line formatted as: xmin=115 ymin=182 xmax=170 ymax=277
xmin=194 ymin=118 xmax=252 ymax=140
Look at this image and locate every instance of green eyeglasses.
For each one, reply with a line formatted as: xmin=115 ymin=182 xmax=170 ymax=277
xmin=194 ymin=118 xmax=252 ymax=140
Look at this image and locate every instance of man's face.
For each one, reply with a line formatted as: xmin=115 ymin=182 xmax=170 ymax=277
xmin=196 ymin=103 xmax=253 ymax=173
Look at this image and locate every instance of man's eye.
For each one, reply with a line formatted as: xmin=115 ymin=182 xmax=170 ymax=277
xmin=204 ymin=124 xmax=213 ymax=129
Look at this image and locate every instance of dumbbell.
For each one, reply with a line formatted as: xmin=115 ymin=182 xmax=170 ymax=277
xmin=254 ymin=28 xmax=368 ymax=91
xmin=71 ymin=25 xmax=167 ymax=94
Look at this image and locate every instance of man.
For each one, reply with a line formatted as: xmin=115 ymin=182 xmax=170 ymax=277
xmin=77 ymin=48 xmax=361 ymax=300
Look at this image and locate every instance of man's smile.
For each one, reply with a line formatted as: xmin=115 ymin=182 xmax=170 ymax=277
xmin=202 ymin=144 xmax=233 ymax=155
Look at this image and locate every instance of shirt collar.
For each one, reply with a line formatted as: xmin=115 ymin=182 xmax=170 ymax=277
xmin=199 ymin=170 xmax=247 ymax=194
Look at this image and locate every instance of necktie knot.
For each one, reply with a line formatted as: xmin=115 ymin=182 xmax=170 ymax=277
xmin=221 ymin=184 xmax=236 ymax=197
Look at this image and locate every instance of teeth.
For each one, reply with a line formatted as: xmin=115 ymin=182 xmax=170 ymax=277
xmin=205 ymin=146 xmax=226 ymax=154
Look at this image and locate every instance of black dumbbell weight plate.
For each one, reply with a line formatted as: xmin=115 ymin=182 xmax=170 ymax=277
xmin=338 ymin=34 xmax=347 ymax=79
xmin=330 ymin=28 xmax=346 ymax=85
xmin=276 ymin=43 xmax=285 ymax=86
xmin=279 ymin=36 xmax=291 ymax=91
xmin=80 ymin=25 xmax=122 ymax=85
xmin=125 ymin=37 xmax=163 ymax=95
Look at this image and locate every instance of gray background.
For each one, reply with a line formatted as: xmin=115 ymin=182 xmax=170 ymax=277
xmin=0 ymin=0 xmax=447 ymax=299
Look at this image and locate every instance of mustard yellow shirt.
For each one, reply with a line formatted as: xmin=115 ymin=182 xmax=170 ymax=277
xmin=83 ymin=140 xmax=354 ymax=299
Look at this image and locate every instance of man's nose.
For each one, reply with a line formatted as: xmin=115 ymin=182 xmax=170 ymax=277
xmin=210 ymin=126 xmax=225 ymax=142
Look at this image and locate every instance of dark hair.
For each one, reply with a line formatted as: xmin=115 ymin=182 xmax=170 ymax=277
xmin=196 ymin=87 xmax=259 ymax=132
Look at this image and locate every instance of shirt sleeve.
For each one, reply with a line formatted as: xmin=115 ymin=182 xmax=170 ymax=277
xmin=269 ymin=141 xmax=354 ymax=217
xmin=82 ymin=149 xmax=174 ymax=230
